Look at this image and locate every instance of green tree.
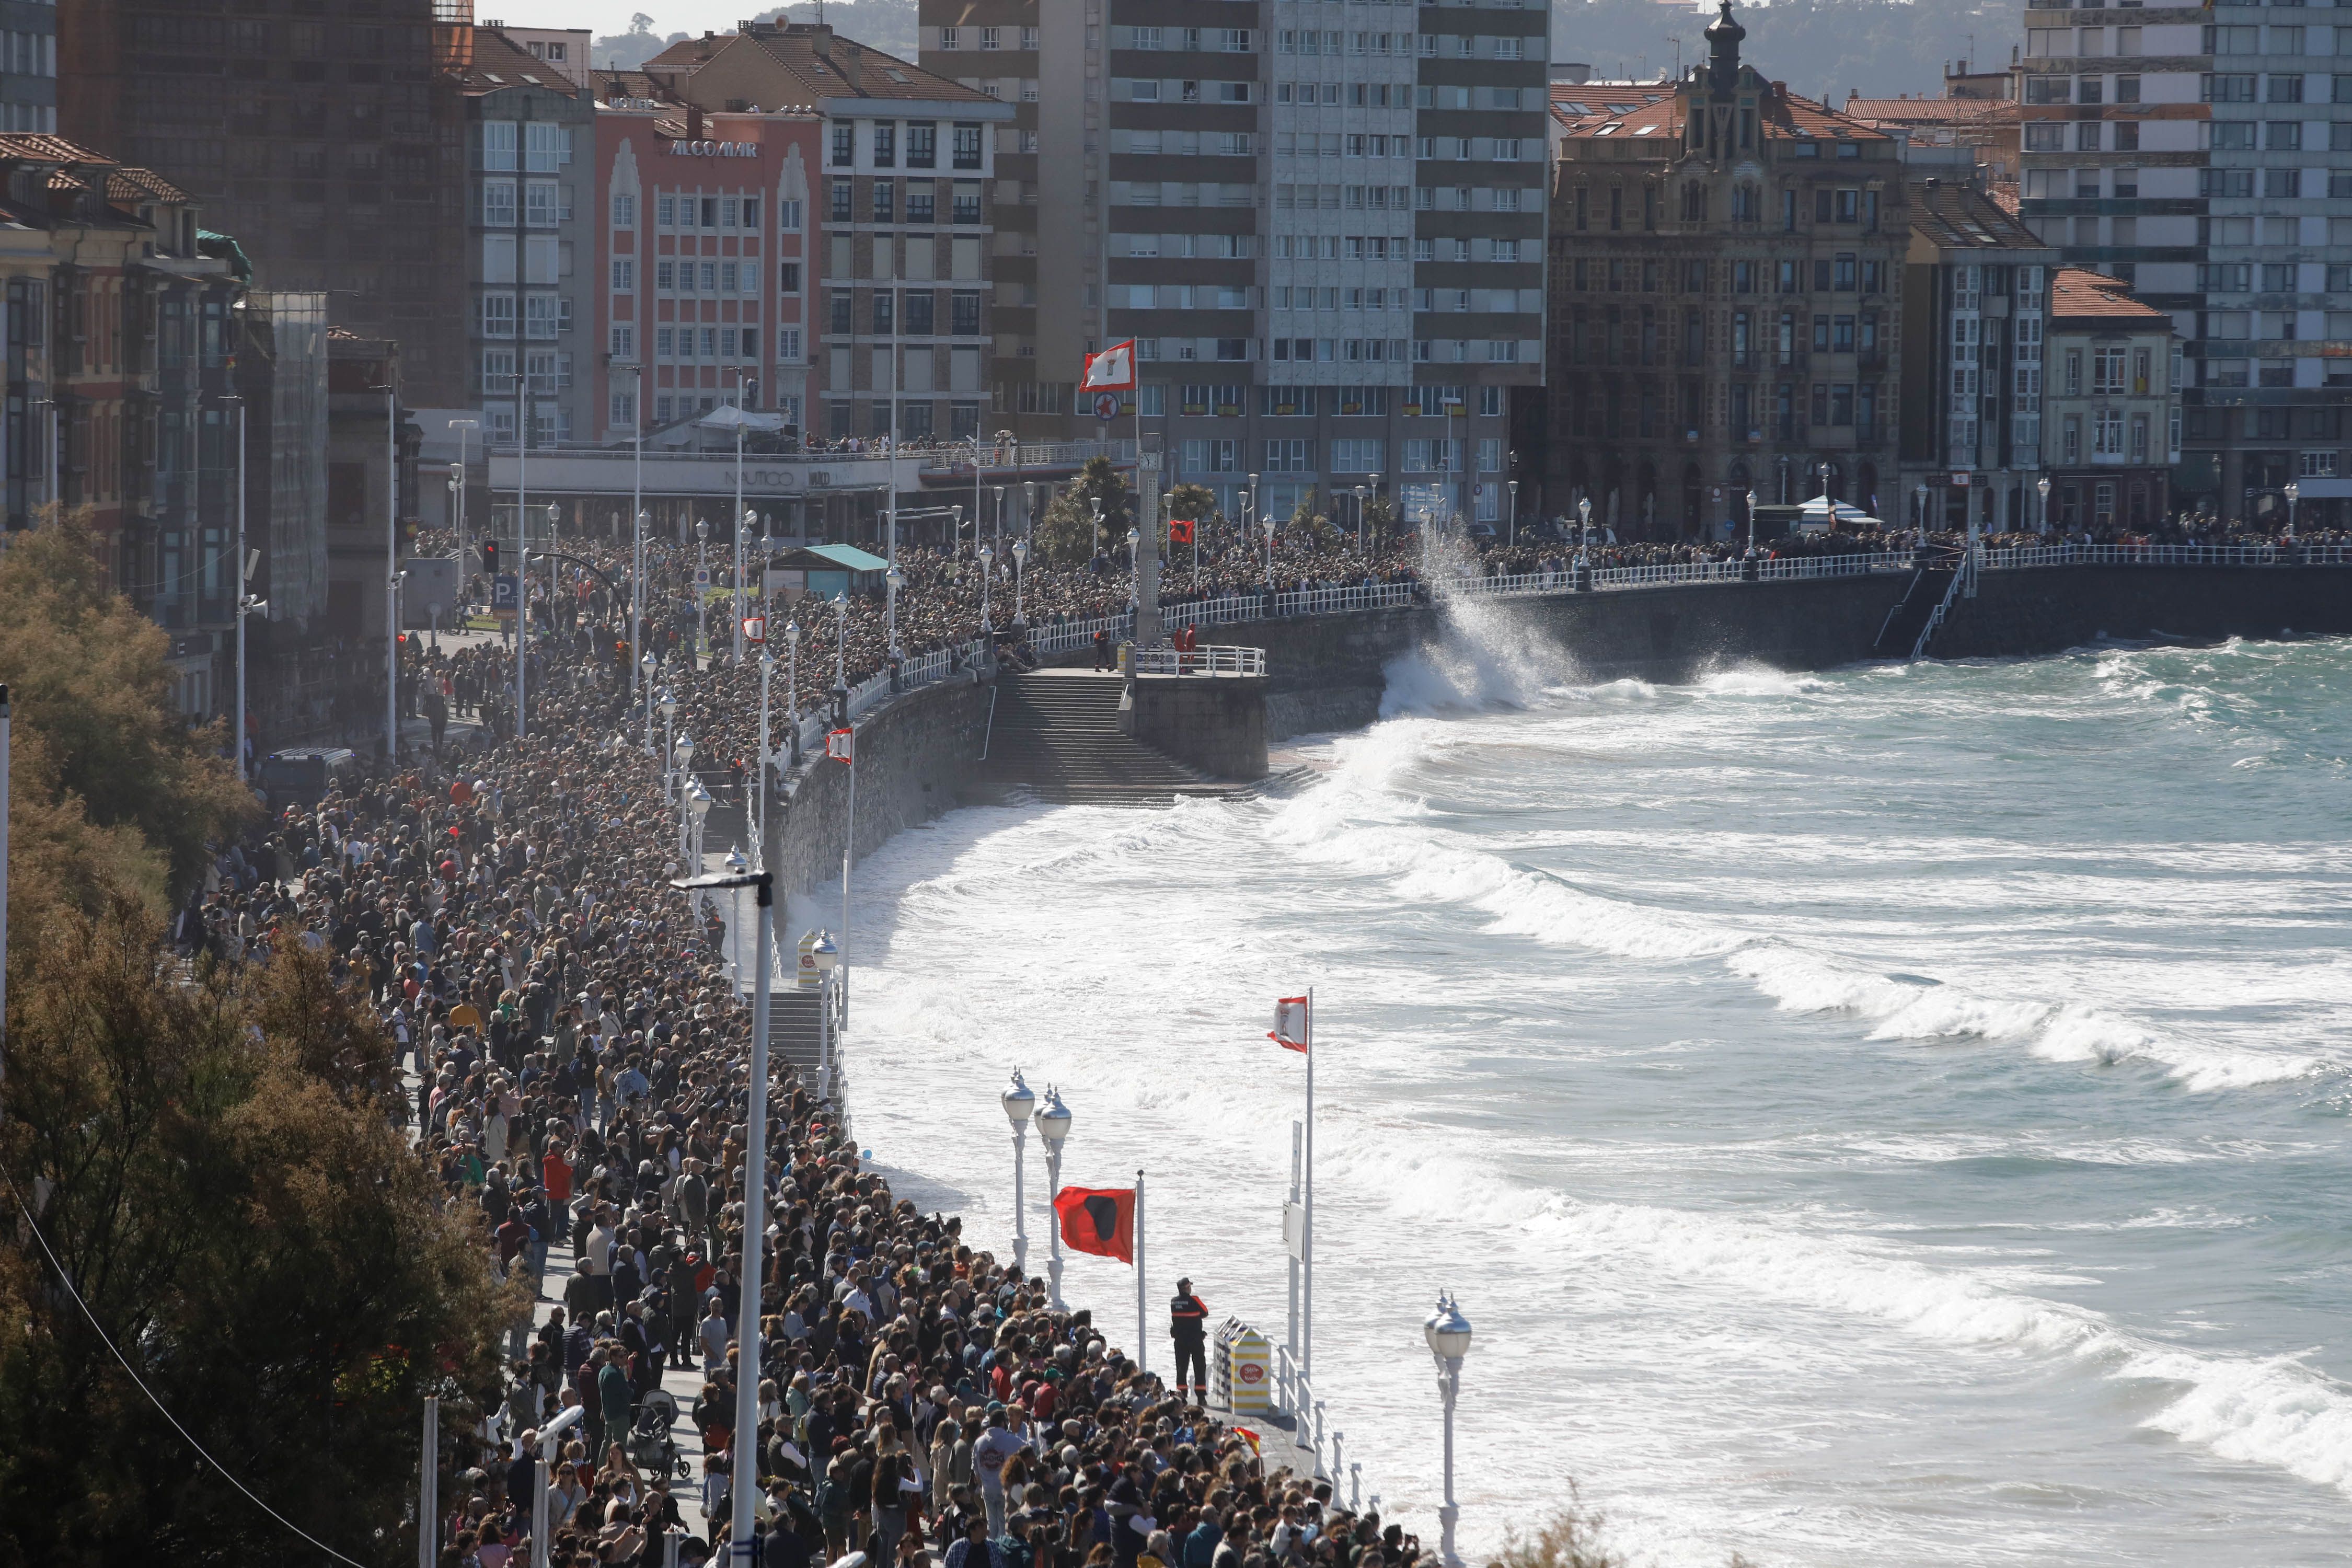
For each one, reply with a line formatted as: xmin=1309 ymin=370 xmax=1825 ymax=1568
xmin=1165 ymin=483 xmax=1217 ymax=523
xmin=0 ymin=517 xmax=254 ymax=904
xmin=1287 ymin=488 xmax=1341 ymax=552
xmin=1033 ymin=456 xmax=1133 ymax=565
xmin=0 ymin=913 xmax=513 ymax=1568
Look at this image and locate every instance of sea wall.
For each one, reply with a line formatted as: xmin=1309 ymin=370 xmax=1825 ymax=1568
xmin=1125 ymin=674 xmax=1272 ymax=780
xmin=765 ymin=566 xmax=2352 ymax=889
xmin=763 ymin=672 xmax=993 ymax=910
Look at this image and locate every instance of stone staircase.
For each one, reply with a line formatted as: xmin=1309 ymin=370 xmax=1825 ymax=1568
xmin=977 ymin=672 xmax=1248 ymax=805
xmin=767 ymin=986 xmax=829 ymax=1092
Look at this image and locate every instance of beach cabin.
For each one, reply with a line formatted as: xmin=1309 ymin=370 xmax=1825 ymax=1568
xmin=766 ymin=544 xmax=892 ymax=602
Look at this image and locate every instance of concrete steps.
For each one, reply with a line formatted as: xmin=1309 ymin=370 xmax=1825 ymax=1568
xmin=767 ymin=987 xmax=829 ymax=1090
xmin=978 ymin=672 xmax=1249 ymax=805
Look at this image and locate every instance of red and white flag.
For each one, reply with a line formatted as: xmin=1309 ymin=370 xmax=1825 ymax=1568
xmin=825 ymin=728 xmax=854 ymax=765
xmin=1082 ymin=340 xmax=1138 ymax=391
xmin=742 ymin=614 xmax=767 ymax=645
xmin=1269 ymin=995 xmax=1309 ymax=1054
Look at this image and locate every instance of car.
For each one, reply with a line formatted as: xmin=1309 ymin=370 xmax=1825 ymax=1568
xmin=1466 ymin=522 xmax=1498 ymax=544
xmin=259 ymin=747 xmax=356 ymax=812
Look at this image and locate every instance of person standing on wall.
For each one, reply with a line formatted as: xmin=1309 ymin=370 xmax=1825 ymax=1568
xmin=1169 ymin=1278 xmax=1209 ymax=1404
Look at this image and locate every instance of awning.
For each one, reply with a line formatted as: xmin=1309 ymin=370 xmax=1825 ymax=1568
xmin=770 ymin=544 xmax=891 ymax=573
xmin=696 ymin=405 xmax=788 ymax=432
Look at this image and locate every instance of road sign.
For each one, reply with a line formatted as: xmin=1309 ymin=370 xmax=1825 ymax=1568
xmin=694 ymin=565 xmax=712 ymax=589
xmin=491 ymin=573 xmax=518 ymax=612
xmin=1094 ymin=392 xmax=1121 ymax=421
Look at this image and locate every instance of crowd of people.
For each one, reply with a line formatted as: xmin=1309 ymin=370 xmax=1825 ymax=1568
xmin=192 ymin=568 xmax=1423 ymax=1568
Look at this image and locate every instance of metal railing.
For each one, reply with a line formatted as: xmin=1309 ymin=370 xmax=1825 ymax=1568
xmin=1980 ymin=541 xmax=2352 ymax=570
xmin=1133 ymin=644 xmax=1266 ymax=676
xmin=1270 ymin=1346 xmax=1377 ymax=1511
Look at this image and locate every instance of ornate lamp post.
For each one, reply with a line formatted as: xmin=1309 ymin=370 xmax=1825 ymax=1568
xmin=1423 ymin=1292 xmax=1474 ymax=1568
xmin=1000 ymin=1070 xmax=1037 ymax=1276
xmin=978 ymin=543 xmax=995 ymax=632
xmin=1012 ymin=538 xmax=1029 ymax=624
xmin=1034 ymin=1086 xmax=1073 ymax=1308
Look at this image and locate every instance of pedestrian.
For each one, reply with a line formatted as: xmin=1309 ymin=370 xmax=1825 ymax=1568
xmin=1168 ymin=1278 xmax=1209 ymax=1404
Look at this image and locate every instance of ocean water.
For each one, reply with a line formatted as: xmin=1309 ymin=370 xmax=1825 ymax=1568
xmin=840 ymin=612 xmax=2352 ymax=1566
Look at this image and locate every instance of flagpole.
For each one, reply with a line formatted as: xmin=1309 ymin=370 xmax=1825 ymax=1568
xmin=1135 ymin=1168 xmax=1148 ymax=1378
xmin=1304 ymin=988 xmax=1314 ymax=1385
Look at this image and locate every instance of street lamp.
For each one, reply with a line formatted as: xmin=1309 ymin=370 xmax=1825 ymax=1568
xmin=2284 ymin=479 xmax=2300 ymax=543
xmin=1352 ymin=485 xmax=1368 ymax=555
xmin=1012 ymin=537 xmax=1029 ymax=624
xmin=1916 ymin=483 xmax=1931 ymax=534
xmin=784 ymin=620 xmax=802 ymax=765
xmin=1578 ymin=495 xmax=1594 ymax=554
xmin=1090 ymin=495 xmax=1105 ymax=557
xmin=682 ymin=776 xmax=712 ymax=879
xmin=884 ymin=563 xmax=905 ymax=663
xmin=1001 ymin=1069 xmax=1037 ymax=1277
xmin=1424 ymin=1292 xmax=1473 ymax=1568
xmin=1125 ymin=525 xmax=1140 ymax=618
xmin=1034 ymin=1086 xmax=1072 ymax=1308
xmin=1507 ymin=478 xmax=1519 ymax=549
xmin=545 ymin=501 xmax=560 ymax=645
xmin=737 ymin=505 xmax=758 ymax=663
xmin=694 ymin=517 xmax=709 ymax=661
xmin=2037 ymin=476 xmax=2053 ymax=537
xmin=978 ymin=543 xmax=994 ymax=632
xmin=632 ymin=508 xmax=650 ymax=709
xmin=755 ymin=647 xmax=776 ymax=856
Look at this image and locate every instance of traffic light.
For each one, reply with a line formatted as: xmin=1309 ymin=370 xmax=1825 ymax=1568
xmin=481 ymin=539 xmax=499 ymax=575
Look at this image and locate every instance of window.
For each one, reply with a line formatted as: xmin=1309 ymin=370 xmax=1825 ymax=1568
xmin=831 ymin=179 xmax=854 ymax=223
xmin=779 ymin=328 xmax=802 ymax=361
xmin=873 ymin=123 xmax=896 ymax=168
xmin=2300 ymin=451 xmax=2339 ymax=478
xmin=979 ymin=26 xmax=1000 ymax=48
xmin=525 ymin=179 xmax=559 ymax=227
xmin=872 ymin=181 xmax=895 ymax=222
xmin=953 ymin=124 xmax=984 ymax=168
xmin=524 ymin=122 xmax=569 ymax=173
xmin=2202 ymin=169 xmax=2256 ymax=198
xmin=2266 ymin=168 xmax=2303 ymax=198
xmin=480 ymin=292 xmax=515 ymax=338
xmin=779 ymin=198 xmax=803 ymax=233
xmin=2095 ymin=409 xmax=2123 ymax=456
xmin=832 ymin=123 xmax=855 ymax=167
xmin=481 ymin=178 xmax=516 ymax=226
xmin=482 ymin=120 xmax=517 ymax=171
xmin=612 ymin=192 xmax=635 ymax=227
xmin=780 ymin=262 xmax=801 ymax=295
xmin=952 ymin=291 xmax=981 ymax=335
xmin=610 ymin=325 xmax=634 ymax=359
xmin=2204 ymin=74 xmax=2259 ymax=103
xmin=2269 ymin=73 xmax=2305 ymax=104
xmin=2268 ymin=120 xmax=2304 ymax=151
xmin=1263 ymin=439 xmax=1311 ymax=473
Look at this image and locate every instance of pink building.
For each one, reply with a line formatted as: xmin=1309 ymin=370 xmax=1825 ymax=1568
xmin=592 ymin=93 xmax=820 ymax=441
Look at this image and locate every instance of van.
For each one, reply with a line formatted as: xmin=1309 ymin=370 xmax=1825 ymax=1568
xmin=259 ymin=747 xmax=356 ymax=812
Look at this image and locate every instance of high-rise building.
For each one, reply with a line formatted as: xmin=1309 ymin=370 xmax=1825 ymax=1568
xmin=0 ymin=1 xmax=54 ymax=133
xmin=923 ymin=0 xmax=1546 ymax=524
xmin=1896 ymin=177 xmax=2061 ymax=531
xmin=59 ymin=0 xmax=468 ymax=403
xmin=450 ymin=24 xmax=597 ymax=450
xmin=1543 ymin=3 xmax=1906 ymax=536
xmin=2016 ymin=1 xmax=2349 ymax=526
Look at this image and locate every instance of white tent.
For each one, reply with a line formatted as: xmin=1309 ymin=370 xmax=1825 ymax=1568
xmin=695 ymin=405 xmax=788 ymax=432
xmin=1796 ymin=495 xmax=1880 ymax=529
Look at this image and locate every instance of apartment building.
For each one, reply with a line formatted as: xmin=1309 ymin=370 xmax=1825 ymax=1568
xmin=922 ymin=0 xmax=1545 ymax=523
xmin=60 ymin=0 xmax=468 ymax=406
xmin=494 ymin=24 xmax=592 ymax=89
xmin=638 ymin=21 xmax=1009 ymax=450
xmin=1897 ymin=177 xmax=2061 ymax=529
xmin=2043 ymin=265 xmax=2181 ymax=529
xmin=452 ymin=26 xmax=595 ymax=450
xmin=1543 ymin=3 xmax=1906 ymax=536
xmin=0 ymin=0 xmax=54 ymax=133
xmin=2018 ymin=0 xmax=2350 ymax=524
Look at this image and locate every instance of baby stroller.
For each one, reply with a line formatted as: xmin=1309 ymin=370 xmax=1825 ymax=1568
xmin=625 ymin=1387 xmax=690 ymax=1480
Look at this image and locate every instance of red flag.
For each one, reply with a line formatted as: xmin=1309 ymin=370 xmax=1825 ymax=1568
xmin=825 ymin=728 xmax=854 ymax=764
xmin=1168 ymin=517 xmax=1195 ymax=546
xmin=1053 ymin=1185 xmax=1136 ymax=1263
xmin=1269 ymin=996 xmax=1308 ymax=1053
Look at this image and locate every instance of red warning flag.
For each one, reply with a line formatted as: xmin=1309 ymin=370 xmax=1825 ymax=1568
xmin=1053 ymin=1185 xmax=1136 ymax=1264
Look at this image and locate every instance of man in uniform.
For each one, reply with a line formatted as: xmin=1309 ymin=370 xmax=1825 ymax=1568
xmin=1168 ymin=1278 xmax=1209 ymax=1404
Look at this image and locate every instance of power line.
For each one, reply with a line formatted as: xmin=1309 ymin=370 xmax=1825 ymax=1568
xmin=2 ymin=1163 xmax=377 ymax=1568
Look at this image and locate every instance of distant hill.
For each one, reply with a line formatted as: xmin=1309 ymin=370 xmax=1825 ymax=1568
xmin=1555 ymin=0 xmax=2017 ymax=103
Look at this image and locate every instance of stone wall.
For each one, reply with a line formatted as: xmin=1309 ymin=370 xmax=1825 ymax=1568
xmin=1124 ymin=675 xmax=1272 ymax=780
xmin=763 ymin=672 xmax=993 ymax=929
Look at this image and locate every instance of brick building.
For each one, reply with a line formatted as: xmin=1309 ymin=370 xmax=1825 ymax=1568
xmin=1544 ymin=3 xmax=1907 ymax=536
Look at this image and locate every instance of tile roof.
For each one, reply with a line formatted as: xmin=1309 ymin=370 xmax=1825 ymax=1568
xmin=650 ymin=22 xmax=993 ymax=107
xmin=1908 ymin=177 xmax=2049 ymax=251
xmin=107 ymin=166 xmax=190 ymax=205
xmin=0 ymin=133 xmax=118 ymax=166
xmin=1553 ymin=78 xmax=1892 ymax=144
xmin=454 ymin=26 xmax=582 ymax=96
xmin=2050 ymin=268 xmax=2171 ymax=325
xmin=1844 ymin=96 xmax=2020 ymax=126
